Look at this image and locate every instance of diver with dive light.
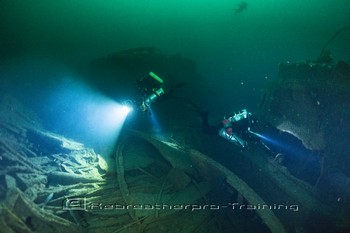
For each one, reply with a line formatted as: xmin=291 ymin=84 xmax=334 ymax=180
xmin=136 ymin=71 xmax=165 ymax=113
xmin=200 ymin=108 xmax=312 ymax=155
xmin=200 ymin=108 xmax=322 ymax=184
xmin=201 ymin=109 xmax=260 ymax=149
xmin=134 ymin=71 xmax=185 ymax=114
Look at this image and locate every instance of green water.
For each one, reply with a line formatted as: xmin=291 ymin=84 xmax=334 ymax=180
xmin=0 ymin=0 xmax=349 ymax=147
xmin=1 ymin=2 xmax=350 ymax=232
xmin=1 ymin=0 xmax=349 ymax=63
xmin=1 ymin=0 xmax=349 ymax=111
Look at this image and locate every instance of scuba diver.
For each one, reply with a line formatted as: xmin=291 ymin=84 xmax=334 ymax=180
xmin=200 ymin=108 xmax=322 ymax=184
xmin=234 ymin=1 xmax=248 ymax=15
xmin=135 ymin=71 xmax=186 ymax=114
xmin=136 ymin=72 xmax=165 ymax=113
xmin=201 ymin=109 xmax=259 ymax=148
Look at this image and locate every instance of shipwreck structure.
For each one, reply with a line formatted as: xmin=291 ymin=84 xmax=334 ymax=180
xmin=258 ymin=58 xmax=350 ymax=198
xmin=1 ymin=49 xmax=349 ymax=232
xmin=0 ymin=96 xmax=288 ymax=233
xmin=86 ymin=47 xmax=199 ymax=100
xmin=1 ymin=59 xmax=350 ymax=232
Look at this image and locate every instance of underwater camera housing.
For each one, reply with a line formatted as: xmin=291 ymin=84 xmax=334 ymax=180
xmin=137 ymin=72 xmax=165 ymax=112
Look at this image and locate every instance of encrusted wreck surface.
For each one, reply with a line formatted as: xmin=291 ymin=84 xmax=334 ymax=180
xmin=259 ymin=60 xmax=350 ymax=176
xmin=0 ymin=96 xmax=286 ymax=232
xmin=1 ymin=84 xmax=349 ymax=232
xmin=255 ymin=60 xmax=350 ymax=232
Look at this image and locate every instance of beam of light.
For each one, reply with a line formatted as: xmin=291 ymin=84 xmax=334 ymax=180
xmin=121 ymin=105 xmax=132 ymax=115
xmin=93 ymin=101 xmax=130 ymax=136
xmin=149 ymin=108 xmax=162 ymax=133
xmin=249 ymin=130 xmax=279 ymax=145
xmin=250 ymin=129 xmax=289 ymax=151
xmin=249 ymin=130 xmax=265 ymax=139
xmin=44 ymin=76 xmax=132 ymax=155
xmin=121 ymin=100 xmax=134 ymax=115
xmin=249 ymin=129 xmax=314 ymax=160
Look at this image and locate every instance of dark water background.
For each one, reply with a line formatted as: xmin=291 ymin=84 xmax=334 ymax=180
xmin=0 ymin=0 xmax=349 ymax=150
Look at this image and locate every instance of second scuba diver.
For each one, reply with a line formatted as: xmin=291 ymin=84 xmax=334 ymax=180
xmin=201 ymin=109 xmax=259 ymax=148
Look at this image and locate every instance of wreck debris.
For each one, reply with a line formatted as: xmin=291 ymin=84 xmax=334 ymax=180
xmin=256 ymin=57 xmax=350 ymax=231
xmin=124 ymin=130 xmax=287 ymax=233
xmin=259 ymin=59 xmax=350 ymax=150
xmin=115 ymin=138 xmax=138 ymax=222
xmin=0 ymin=96 xmax=106 ymax=232
xmin=2 ymin=94 xmax=348 ymax=231
xmin=1 ymin=96 xmax=284 ymax=232
xmin=2 ymin=188 xmax=79 ymax=233
xmin=258 ymin=59 xmax=350 ymax=194
xmin=188 ymin=149 xmax=286 ymax=233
